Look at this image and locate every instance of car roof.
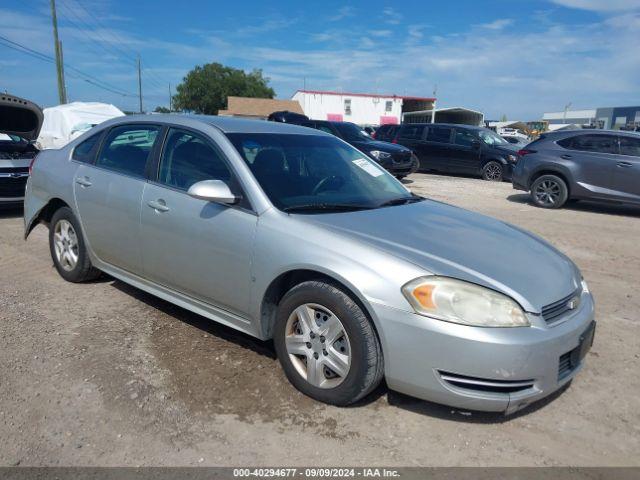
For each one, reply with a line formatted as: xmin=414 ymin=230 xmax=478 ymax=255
xmin=540 ymin=129 xmax=640 ymax=139
xmin=399 ymin=122 xmax=485 ymax=130
xmin=104 ymin=114 xmax=332 ymax=136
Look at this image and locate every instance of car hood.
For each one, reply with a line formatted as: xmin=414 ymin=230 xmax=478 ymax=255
xmin=0 ymin=94 xmax=44 ymax=141
xmin=297 ymin=200 xmax=580 ymax=312
xmin=350 ymin=139 xmax=411 ymax=154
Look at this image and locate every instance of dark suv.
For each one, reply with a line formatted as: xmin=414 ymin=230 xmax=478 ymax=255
xmin=390 ymin=123 xmax=518 ymax=181
xmin=289 ymin=120 xmax=417 ymax=179
xmin=512 ymin=130 xmax=640 ymax=208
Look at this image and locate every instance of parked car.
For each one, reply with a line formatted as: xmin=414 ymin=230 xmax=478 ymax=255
xmin=362 ymin=125 xmax=377 ymax=137
xmin=290 ymin=119 xmax=417 ymax=179
xmin=512 ymin=130 xmax=640 ymax=208
xmin=267 ymin=110 xmax=309 ymax=123
xmin=391 ymin=123 xmax=518 ymax=181
xmin=0 ymin=94 xmax=42 ymax=205
xmin=25 ymin=114 xmax=595 ymax=414
xmin=502 ymin=136 xmax=530 ymax=149
xmin=372 ymin=124 xmax=400 ymax=142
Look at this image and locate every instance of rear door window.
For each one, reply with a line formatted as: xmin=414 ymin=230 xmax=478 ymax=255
xmin=559 ymin=134 xmax=619 ymax=154
xmin=399 ymin=125 xmax=425 ymax=140
xmin=453 ymin=129 xmax=476 ymax=147
xmin=96 ymin=125 xmax=161 ymax=178
xmin=619 ymin=136 xmax=640 ymax=157
xmin=426 ymin=126 xmax=453 ymax=144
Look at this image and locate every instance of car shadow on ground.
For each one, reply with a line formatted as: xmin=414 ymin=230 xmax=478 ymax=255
xmin=507 ymin=193 xmax=640 ymax=217
xmin=109 ymin=278 xmax=569 ymax=422
xmin=0 ymin=205 xmax=23 ymax=219
xmin=111 ymin=279 xmax=277 ymax=360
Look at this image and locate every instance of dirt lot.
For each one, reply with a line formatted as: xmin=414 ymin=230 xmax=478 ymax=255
xmin=1 ymin=173 xmax=639 ymax=467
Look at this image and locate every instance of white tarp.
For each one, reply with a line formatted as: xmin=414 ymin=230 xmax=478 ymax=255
xmin=37 ymin=102 xmax=125 ymax=149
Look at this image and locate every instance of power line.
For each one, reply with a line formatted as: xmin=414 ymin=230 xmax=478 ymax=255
xmin=0 ymin=35 xmax=137 ymax=97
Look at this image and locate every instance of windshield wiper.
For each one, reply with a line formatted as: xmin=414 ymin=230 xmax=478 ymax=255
xmin=377 ymin=195 xmax=424 ymax=208
xmin=282 ymin=203 xmax=373 ymax=213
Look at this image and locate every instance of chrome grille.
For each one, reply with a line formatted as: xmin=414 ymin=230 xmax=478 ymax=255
xmin=542 ymin=288 xmax=581 ymax=324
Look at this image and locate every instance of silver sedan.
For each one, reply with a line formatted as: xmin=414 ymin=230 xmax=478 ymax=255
xmin=24 ymin=115 xmax=595 ymax=413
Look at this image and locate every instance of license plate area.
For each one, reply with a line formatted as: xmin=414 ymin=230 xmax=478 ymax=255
xmin=570 ymin=321 xmax=596 ymax=368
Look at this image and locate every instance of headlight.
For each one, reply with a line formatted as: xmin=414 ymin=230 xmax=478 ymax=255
xmin=402 ymin=276 xmax=530 ymax=327
xmin=369 ymin=150 xmax=391 ymax=160
xmin=581 ymin=278 xmax=589 ymax=294
xmin=506 ymin=154 xmax=517 ymax=163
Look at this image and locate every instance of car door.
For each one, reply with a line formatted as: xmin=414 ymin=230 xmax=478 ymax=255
xmin=451 ymin=127 xmax=481 ymax=173
xmin=423 ymin=125 xmax=454 ymax=172
xmin=396 ymin=125 xmax=427 ymax=167
xmin=74 ymin=123 xmax=162 ymax=274
xmin=556 ymin=134 xmax=619 ymax=196
xmin=139 ymin=127 xmax=258 ymax=319
xmin=611 ymin=135 xmax=640 ymax=202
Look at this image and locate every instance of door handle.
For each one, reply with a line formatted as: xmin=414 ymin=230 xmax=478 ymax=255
xmin=617 ymin=161 xmax=633 ymax=168
xmin=147 ymin=199 xmax=169 ymax=212
xmin=560 ymin=154 xmax=572 ymax=159
xmin=75 ymin=177 xmax=92 ymax=187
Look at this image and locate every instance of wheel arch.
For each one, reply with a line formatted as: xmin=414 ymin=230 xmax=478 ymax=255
xmin=25 ymin=197 xmax=71 ymax=239
xmin=528 ymin=169 xmax=572 ymax=196
xmin=258 ymin=268 xmax=381 ymax=343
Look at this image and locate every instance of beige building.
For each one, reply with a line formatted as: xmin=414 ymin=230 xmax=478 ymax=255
xmin=218 ymin=96 xmax=304 ymax=119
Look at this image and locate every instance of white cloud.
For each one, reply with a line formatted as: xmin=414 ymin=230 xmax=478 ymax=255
xmin=479 ymin=19 xmax=514 ymax=30
xmin=382 ymin=7 xmax=403 ymax=25
xmin=549 ymin=0 xmax=640 ymax=11
xmin=329 ymin=6 xmax=355 ymax=21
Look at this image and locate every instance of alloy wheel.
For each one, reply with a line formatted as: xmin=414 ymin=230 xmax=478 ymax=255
xmin=534 ymin=180 xmax=561 ymax=206
xmin=284 ymin=303 xmax=351 ymax=389
xmin=484 ymin=163 xmax=502 ymax=181
xmin=53 ymin=219 xmax=79 ymax=271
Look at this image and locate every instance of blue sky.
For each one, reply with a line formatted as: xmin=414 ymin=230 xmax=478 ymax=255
xmin=1 ymin=0 xmax=639 ymax=119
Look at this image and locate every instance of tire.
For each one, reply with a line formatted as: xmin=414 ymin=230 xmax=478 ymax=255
xmin=530 ymin=174 xmax=569 ymax=209
xmin=49 ymin=206 xmax=101 ymax=282
xmin=481 ymin=161 xmax=503 ymax=181
xmin=395 ymin=175 xmax=406 ymax=180
xmin=273 ymin=281 xmax=384 ymax=406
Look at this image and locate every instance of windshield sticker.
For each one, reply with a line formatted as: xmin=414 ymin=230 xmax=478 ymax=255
xmin=352 ymin=158 xmax=384 ymax=177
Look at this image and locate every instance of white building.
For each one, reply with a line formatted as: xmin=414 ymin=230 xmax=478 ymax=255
xmin=292 ymin=89 xmax=436 ymax=126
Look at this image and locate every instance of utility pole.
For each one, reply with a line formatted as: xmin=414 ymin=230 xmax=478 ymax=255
xmin=168 ymin=83 xmax=172 ymax=112
xmin=137 ymin=55 xmax=143 ymax=113
xmin=563 ymin=102 xmax=572 ymax=123
xmin=58 ymin=40 xmax=68 ymax=102
xmin=431 ymin=84 xmax=438 ymax=123
xmin=50 ymin=0 xmax=67 ymax=104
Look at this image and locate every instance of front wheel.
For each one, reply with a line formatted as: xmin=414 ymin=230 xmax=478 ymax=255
xmin=49 ymin=207 xmax=101 ymax=282
xmin=481 ymin=161 xmax=503 ymax=181
xmin=530 ymin=175 xmax=569 ymax=209
xmin=274 ymin=281 xmax=383 ymax=406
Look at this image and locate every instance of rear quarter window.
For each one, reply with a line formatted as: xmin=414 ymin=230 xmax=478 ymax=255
xmin=72 ymin=132 xmax=104 ymax=163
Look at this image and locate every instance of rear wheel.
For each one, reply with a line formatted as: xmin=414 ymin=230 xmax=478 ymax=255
xmin=530 ymin=175 xmax=568 ymax=209
xmin=482 ymin=161 xmax=503 ymax=181
xmin=49 ymin=207 xmax=101 ymax=282
xmin=274 ymin=281 xmax=383 ymax=406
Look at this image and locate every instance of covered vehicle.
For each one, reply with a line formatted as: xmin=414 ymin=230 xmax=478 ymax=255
xmin=0 ymin=93 xmax=43 ymax=204
xmin=37 ymin=102 xmax=124 ymax=149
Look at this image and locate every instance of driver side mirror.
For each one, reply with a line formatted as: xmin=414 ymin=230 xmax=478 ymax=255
xmin=471 ymin=139 xmax=481 ymax=149
xmin=187 ymin=180 xmax=238 ymax=205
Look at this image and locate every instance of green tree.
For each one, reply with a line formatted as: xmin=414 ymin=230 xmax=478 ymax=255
xmin=500 ymin=114 xmax=508 ymax=122
xmin=154 ymin=106 xmax=170 ymax=113
xmin=172 ymin=63 xmax=275 ymax=114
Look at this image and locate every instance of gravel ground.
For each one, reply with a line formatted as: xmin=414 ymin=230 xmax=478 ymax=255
xmin=0 ymin=173 xmax=639 ymax=467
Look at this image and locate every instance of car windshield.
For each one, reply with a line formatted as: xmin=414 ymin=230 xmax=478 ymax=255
xmin=479 ymin=130 xmax=509 ymax=146
xmin=333 ymin=123 xmax=372 ymax=142
xmin=227 ymin=133 xmax=414 ymax=213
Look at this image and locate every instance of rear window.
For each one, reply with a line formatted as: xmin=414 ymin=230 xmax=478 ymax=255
xmin=558 ymin=134 xmax=618 ymax=154
xmin=399 ymin=125 xmax=425 ymax=140
xmin=426 ymin=126 xmax=453 ymax=143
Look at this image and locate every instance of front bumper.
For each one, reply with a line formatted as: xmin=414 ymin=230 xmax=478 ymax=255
xmin=371 ymin=292 xmax=595 ymax=414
